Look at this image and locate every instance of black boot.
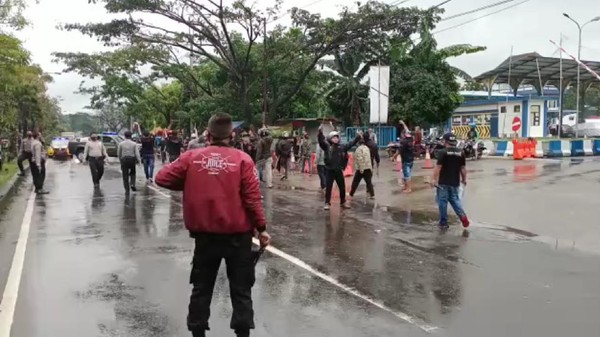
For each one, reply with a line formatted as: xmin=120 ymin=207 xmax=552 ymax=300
xmin=191 ymin=330 xmax=206 ymax=337
xmin=235 ymin=329 xmax=250 ymax=337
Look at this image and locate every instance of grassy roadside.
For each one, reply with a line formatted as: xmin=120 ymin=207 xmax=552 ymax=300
xmin=0 ymin=161 xmax=18 ymax=189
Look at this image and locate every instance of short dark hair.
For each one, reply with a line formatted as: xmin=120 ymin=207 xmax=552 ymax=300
xmin=32 ymin=131 xmax=40 ymax=139
xmin=124 ymin=131 xmax=132 ymax=139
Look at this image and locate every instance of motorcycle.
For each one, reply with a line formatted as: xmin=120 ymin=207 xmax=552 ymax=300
xmin=425 ymin=137 xmax=445 ymax=159
xmin=462 ymin=139 xmax=486 ymax=160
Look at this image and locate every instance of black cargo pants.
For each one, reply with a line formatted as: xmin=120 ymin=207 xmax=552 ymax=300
xmin=188 ymin=233 xmax=255 ymax=334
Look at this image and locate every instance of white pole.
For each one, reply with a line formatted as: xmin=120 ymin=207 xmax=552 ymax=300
xmin=378 ymin=60 xmax=381 ymax=127
xmin=559 ymin=34 xmax=563 ymax=138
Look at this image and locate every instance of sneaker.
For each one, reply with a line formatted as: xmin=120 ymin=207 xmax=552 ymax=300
xmin=438 ymin=223 xmax=449 ymax=230
xmin=460 ymin=215 xmax=470 ymax=228
xmin=19 ymin=172 xmax=26 ymax=177
xmin=341 ymin=203 xmax=351 ymax=209
xmin=369 ymin=195 xmax=375 ymax=200
xmin=36 ymin=190 xmax=49 ymax=195
xmin=131 ymin=186 xmax=137 ymax=192
xmin=323 ymin=204 xmax=331 ymax=210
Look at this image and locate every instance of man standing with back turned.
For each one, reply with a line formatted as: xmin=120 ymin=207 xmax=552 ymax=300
xmin=118 ymin=131 xmax=141 ymax=194
xmin=431 ymin=133 xmax=470 ymax=229
xmin=156 ymin=113 xmax=271 ymax=337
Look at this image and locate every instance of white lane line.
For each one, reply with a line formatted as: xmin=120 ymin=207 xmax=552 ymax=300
xmin=0 ymin=190 xmax=36 ymax=337
xmin=146 ymin=185 xmax=439 ymax=333
xmin=147 ymin=184 xmax=171 ymax=199
xmin=253 ymin=238 xmax=439 ymax=333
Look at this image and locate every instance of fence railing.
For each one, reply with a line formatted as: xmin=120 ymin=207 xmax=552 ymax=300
xmin=345 ymin=126 xmax=397 ymax=148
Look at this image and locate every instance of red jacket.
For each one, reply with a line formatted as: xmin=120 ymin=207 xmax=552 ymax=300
xmin=155 ymin=145 xmax=266 ymax=234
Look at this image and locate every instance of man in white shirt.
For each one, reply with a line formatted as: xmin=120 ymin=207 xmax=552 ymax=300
xmin=30 ymin=131 xmax=49 ymax=194
xmin=118 ymin=131 xmax=141 ymax=193
xmin=83 ymin=133 xmax=109 ymax=188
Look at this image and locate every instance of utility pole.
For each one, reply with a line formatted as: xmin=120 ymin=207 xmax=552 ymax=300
xmin=262 ymin=18 xmax=268 ymax=126
xmin=563 ymin=13 xmax=600 ymax=137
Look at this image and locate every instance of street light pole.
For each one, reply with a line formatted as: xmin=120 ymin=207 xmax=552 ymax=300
xmin=563 ymin=13 xmax=600 ymax=138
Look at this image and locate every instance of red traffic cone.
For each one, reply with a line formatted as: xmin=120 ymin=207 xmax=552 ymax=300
xmin=423 ymin=151 xmax=434 ymax=169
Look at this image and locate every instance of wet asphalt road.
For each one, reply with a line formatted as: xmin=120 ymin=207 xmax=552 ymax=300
xmin=0 ymin=157 xmax=599 ymax=337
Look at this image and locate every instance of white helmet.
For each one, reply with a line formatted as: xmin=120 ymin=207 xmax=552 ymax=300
xmin=328 ymin=131 xmax=340 ymax=139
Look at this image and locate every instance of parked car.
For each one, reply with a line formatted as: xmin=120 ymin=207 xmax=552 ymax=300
xmin=548 ymin=124 xmax=575 ymax=138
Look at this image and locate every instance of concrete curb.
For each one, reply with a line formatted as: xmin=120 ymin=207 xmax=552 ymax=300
xmin=0 ymin=168 xmax=27 ymax=208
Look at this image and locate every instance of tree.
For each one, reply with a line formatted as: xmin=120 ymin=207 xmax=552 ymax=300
xmin=95 ymin=102 xmax=128 ymax=132
xmin=387 ymin=17 xmax=485 ymax=126
xmin=0 ymin=0 xmax=29 ymax=30
xmin=57 ymin=0 xmax=434 ymax=123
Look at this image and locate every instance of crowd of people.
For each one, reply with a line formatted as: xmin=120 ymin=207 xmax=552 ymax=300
xmin=13 ymin=114 xmax=471 ymax=337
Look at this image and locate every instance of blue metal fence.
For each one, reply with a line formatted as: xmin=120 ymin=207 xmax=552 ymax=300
xmin=345 ymin=126 xmax=397 ymax=148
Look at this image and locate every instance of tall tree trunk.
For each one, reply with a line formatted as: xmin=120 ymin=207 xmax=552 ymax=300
xmin=351 ymin=94 xmax=362 ymax=126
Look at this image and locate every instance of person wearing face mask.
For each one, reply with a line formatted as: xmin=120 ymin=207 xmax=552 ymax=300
xmin=317 ymin=123 xmax=360 ymax=210
xmin=83 ymin=133 xmax=109 ymax=188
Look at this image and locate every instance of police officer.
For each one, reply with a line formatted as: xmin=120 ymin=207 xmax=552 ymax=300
xmin=156 ymin=113 xmax=271 ymax=337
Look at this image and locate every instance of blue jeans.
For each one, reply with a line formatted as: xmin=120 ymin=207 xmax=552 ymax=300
xmin=436 ymin=185 xmax=466 ymax=226
xmin=143 ymin=154 xmax=155 ymax=179
xmin=402 ymin=161 xmax=413 ymax=180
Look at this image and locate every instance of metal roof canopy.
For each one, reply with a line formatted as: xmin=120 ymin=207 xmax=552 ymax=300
xmin=474 ymin=52 xmax=600 ymax=96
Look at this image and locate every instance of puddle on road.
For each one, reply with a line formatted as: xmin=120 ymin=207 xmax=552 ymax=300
xmin=76 ymin=273 xmax=173 ymax=337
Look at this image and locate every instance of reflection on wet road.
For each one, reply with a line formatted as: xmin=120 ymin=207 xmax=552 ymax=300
xmin=0 ymin=158 xmax=599 ymax=337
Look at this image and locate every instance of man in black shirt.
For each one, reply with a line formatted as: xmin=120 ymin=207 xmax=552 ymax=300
xmin=166 ymin=131 xmax=183 ymax=163
xmin=400 ymin=133 xmax=415 ymax=193
xmin=432 ymin=133 xmax=470 ymax=229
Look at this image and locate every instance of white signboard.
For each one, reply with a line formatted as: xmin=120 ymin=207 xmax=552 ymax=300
xmin=369 ymin=66 xmax=390 ymax=124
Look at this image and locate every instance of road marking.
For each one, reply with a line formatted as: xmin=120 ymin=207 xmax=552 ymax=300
xmin=254 ymin=238 xmax=439 ymax=333
xmin=146 ymin=185 xmax=438 ymax=333
xmin=147 ymin=184 xmax=171 ymax=198
xmin=0 ymin=190 xmax=36 ymax=337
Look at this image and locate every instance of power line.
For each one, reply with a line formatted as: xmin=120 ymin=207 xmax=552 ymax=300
xmin=433 ymin=0 xmax=531 ymax=35
xmin=269 ymin=0 xmax=327 ymax=24
xmin=441 ymin=0 xmax=515 ymax=21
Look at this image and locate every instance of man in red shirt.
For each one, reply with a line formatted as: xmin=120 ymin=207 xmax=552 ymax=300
xmin=156 ymin=113 xmax=271 ymax=337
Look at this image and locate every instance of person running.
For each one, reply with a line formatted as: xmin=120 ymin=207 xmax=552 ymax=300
xmin=18 ymin=131 xmax=33 ymax=176
xmin=315 ymin=143 xmax=326 ymax=192
xmin=166 ymin=131 xmax=183 ymax=163
xmin=155 ymin=113 xmax=271 ymax=337
xmin=255 ymin=128 xmax=274 ymax=188
xmin=118 ymin=131 xmax=141 ymax=194
xmin=400 ymin=132 xmax=415 ymax=193
xmin=83 ymin=133 xmax=108 ymax=188
xmin=431 ymin=133 xmax=470 ymax=229
xmin=317 ymin=124 xmax=359 ymax=210
xmin=348 ymin=134 xmax=374 ymax=199
xmin=140 ymin=131 xmax=155 ymax=182
xmin=299 ymin=132 xmax=313 ymax=175
xmin=30 ymin=131 xmax=48 ymax=194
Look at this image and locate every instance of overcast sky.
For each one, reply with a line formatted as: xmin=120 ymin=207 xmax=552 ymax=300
xmin=13 ymin=0 xmax=600 ymax=114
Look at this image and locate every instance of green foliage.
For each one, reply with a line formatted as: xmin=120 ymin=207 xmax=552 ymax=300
xmin=0 ymin=0 xmax=30 ymax=30
xmin=1 ymin=34 xmax=63 ymax=149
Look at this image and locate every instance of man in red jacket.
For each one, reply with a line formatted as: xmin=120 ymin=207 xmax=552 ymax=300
xmin=156 ymin=113 xmax=271 ymax=337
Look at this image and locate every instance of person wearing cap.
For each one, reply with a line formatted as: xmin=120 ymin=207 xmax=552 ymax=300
xmin=431 ymin=133 xmax=470 ymax=229
xmin=400 ymin=132 xmax=415 ymax=192
xmin=17 ymin=131 xmax=33 ymax=176
xmin=317 ymin=124 xmax=360 ymax=210
xmin=118 ymin=131 xmax=141 ymax=193
xmin=30 ymin=131 xmax=49 ymax=194
xmin=155 ymin=113 xmax=271 ymax=337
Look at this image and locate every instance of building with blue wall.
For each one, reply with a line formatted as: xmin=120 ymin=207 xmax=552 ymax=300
xmin=450 ymin=89 xmax=559 ymax=139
